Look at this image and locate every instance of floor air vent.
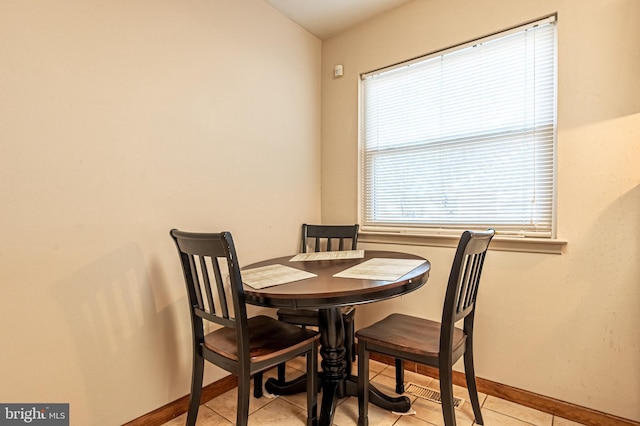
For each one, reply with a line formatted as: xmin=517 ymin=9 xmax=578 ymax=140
xmin=404 ymin=383 xmax=465 ymax=409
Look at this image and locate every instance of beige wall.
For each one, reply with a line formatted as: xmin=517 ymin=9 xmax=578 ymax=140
xmin=322 ymin=0 xmax=640 ymax=422
xmin=0 ymin=0 xmax=321 ymax=424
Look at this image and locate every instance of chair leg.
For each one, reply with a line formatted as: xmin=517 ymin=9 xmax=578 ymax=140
xmin=253 ymin=372 xmax=263 ymax=398
xmin=306 ymin=342 xmax=319 ymax=426
xmin=344 ymin=317 xmax=355 ymax=378
xmin=394 ymin=358 xmax=405 ymax=394
xmin=357 ymin=341 xmax=369 ymax=426
xmin=277 ymin=362 xmax=287 ymax=384
xmin=186 ymin=351 xmax=205 ymax=426
xmin=439 ymin=363 xmax=456 ymax=426
xmin=345 ymin=316 xmax=356 ymax=362
xmin=236 ymin=369 xmax=251 ymax=426
xmin=276 ymin=314 xmax=291 ymax=386
xmin=464 ymin=347 xmax=484 ymax=425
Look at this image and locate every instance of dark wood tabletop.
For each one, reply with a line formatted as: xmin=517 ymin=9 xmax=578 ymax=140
xmin=242 ymin=250 xmax=431 ymax=309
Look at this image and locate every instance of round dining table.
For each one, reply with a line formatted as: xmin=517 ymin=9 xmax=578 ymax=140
xmin=242 ymin=250 xmax=431 ymax=426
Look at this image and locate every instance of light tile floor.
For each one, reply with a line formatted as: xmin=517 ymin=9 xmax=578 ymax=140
xmin=162 ymin=359 xmax=586 ymax=426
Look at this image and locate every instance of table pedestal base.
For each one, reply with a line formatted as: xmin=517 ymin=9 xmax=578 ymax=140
xmin=264 ymin=374 xmax=411 ymax=424
xmin=263 ymin=306 xmax=410 ymax=425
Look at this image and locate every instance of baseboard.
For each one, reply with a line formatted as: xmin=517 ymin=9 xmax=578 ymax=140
xmin=369 ymin=352 xmax=640 ymax=426
xmin=122 ymin=375 xmax=237 ymax=426
xmin=125 ymin=356 xmax=639 ymax=426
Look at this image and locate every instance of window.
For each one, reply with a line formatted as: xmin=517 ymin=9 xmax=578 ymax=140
xmin=360 ymin=16 xmax=557 ymax=238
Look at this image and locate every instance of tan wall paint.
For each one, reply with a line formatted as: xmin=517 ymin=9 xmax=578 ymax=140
xmin=321 ymin=0 xmax=640 ymax=422
xmin=0 ymin=0 xmax=321 ymax=424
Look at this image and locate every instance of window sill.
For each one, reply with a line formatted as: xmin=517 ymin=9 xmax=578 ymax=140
xmin=358 ymin=231 xmax=567 ymax=255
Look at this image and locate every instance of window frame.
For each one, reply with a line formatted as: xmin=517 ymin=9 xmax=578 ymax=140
xmin=357 ymin=15 xmax=560 ymax=247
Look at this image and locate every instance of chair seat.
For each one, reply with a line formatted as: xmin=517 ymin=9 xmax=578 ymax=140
xmin=277 ymin=306 xmax=355 ymax=326
xmin=356 ymin=313 xmax=466 ymax=359
xmin=205 ymin=315 xmax=319 ymax=363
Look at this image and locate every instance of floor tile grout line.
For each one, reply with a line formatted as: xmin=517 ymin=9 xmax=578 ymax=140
xmin=483 ymin=406 xmax=545 ymax=426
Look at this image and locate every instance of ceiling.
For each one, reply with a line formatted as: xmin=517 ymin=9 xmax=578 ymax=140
xmin=264 ymin=0 xmax=414 ymax=39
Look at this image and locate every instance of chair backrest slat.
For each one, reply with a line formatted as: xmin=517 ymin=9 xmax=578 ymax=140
xmin=441 ymin=229 xmax=494 ymax=350
xmin=457 ymin=253 xmax=484 ymax=317
xmin=199 ymin=255 xmax=217 ymax=315
xmin=210 ymin=257 xmax=230 ymax=319
xmin=188 ymin=254 xmax=205 ymax=311
xmin=302 ymin=224 xmax=359 ymax=253
xmin=456 ymin=257 xmax=470 ymax=315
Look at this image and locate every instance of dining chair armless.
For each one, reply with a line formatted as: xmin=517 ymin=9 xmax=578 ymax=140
xmin=170 ymin=229 xmax=319 ymax=426
xmin=355 ymin=229 xmax=495 ymax=426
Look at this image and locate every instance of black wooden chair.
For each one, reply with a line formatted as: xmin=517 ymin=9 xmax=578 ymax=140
xmin=355 ymin=229 xmax=495 ymax=426
xmin=254 ymin=224 xmax=359 ymax=396
xmin=170 ymin=229 xmax=320 ymax=426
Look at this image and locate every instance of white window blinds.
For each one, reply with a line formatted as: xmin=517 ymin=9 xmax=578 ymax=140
xmin=360 ymin=16 xmax=557 ymax=237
